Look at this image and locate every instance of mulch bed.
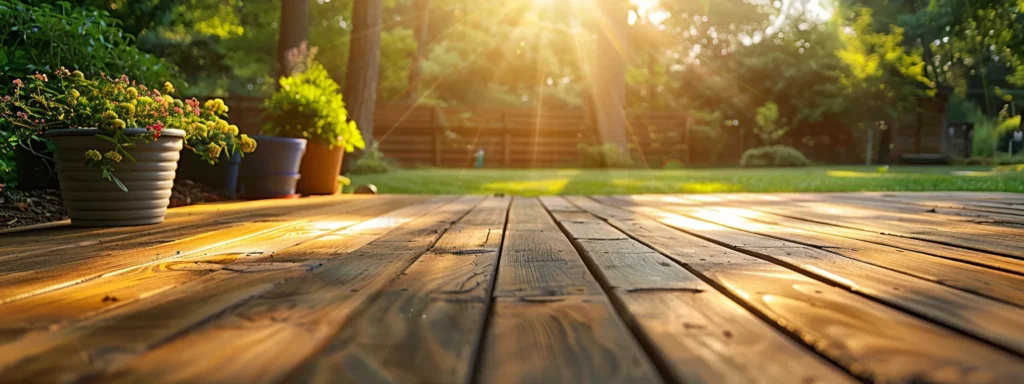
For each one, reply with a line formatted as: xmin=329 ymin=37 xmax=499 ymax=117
xmin=0 ymin=187 xmax=67 ymax=229
xmin=0 ymin=179 xmax=231 ymax=230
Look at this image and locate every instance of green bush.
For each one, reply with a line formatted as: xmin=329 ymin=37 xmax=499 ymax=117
xmin=262 ymin=61 xmax=364 ymax=152
xmin=349 ymin=143 xmax=395 ymax=175
xmin=663 ymin=159 xmax=685 ymax=169
xmin=740 ymin=145 xmax=811 ymax=167
xmin=0 ymin=1 xmax=177 ymax=87
xmin=578 ymin=143 xmax=634 ymax=168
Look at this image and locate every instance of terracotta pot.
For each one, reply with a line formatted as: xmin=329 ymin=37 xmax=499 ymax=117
xmin=238 ymin=136 xmax=306 ymax=199
xmin=46 ymin=128 xmax=185 ymax=227
xmin=296 ymin=141 xmax=344 ymax=195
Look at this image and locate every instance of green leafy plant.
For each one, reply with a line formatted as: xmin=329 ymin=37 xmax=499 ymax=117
xmin=0 ymin=69 xmax=255 ymax=190
xmin=349 ymin=143 xmax=394 ymax=175
xmin=740 ymin=145 xmax=811 ymax=168
xmin=578 ymin=143 xmax=634 ymax=168
xmin=0 ymin=1 xmax=177 ymax=86
xmin=262 ymin=50 xmax=364 ymax=152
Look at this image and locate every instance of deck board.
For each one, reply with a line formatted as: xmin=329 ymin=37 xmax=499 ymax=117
xmin=1 ymin=192 xmax=1023 ymax=383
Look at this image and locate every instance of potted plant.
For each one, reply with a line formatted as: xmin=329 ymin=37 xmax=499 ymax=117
xmin=0 ymin=69 xmax=256 ymax=226
xmin=175 ymin=100 xmax=248 ymax=198
xmin=260 ymin=54 xmax=364 ymax=196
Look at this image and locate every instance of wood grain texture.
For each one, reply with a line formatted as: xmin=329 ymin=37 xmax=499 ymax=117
xmin=0 ymin=262 xmax=313 ymax=382
xmin=478 ymin=197 xmax=662 ymax=384
xmin=619 ymin=195 xmax=1024 ymax=355
xmin=0 ymin=194 xmax=377 ymax=255
xmin=478 ymin=296 xmax=661 ymax=384
xmin=571 ymin=196 xmax=1024 ymax=383
xmin=280 ymin=197 xmax=511 ymax=384
xmin=832 ymin=193 xmax=1024 ymax=226
xmin=97 ymin=196 xmax=480 ymax=384
xmin=0 ymin=196 xmax=399 ymax=304
xmin=493 ymin=197 xmax=602 ymax=297
xmin=0 ymin=196 xmax=425 ymax=348
xmin=549 ymin=197 xmax=856 ymax=384
xmin=705 ymin=195 xmax=1024 ymax=275
xmin=731 ymin=195 xmax=1024 ymax=258
xmin=648 ymin=197 xmax=1024 ymax=308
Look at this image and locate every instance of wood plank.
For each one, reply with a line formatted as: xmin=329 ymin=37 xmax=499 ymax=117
xmin=0 ymin=196 xmax=427 ymax=346
xmin=700 ymin=194 xmax=1024 ymax=275
xmin=545 ymin=197 xmax=856 ymax=384
xmin=836 ymin=193 xmax=1024 ymax=225
xmin=92 ymin=196 xmax=480 ymax=384
xmin=798 ymin=193 xmax=1024 ymax=234
xmin=0 ymin=196 xmax=395 ymax=304
xmin=646 ymin=196 xmax=1024 ymax=308
xmin=568 ymin=196 xmax=1024 ymax=383
xmin=770 ymin=193 xmax=1024 ymax=239
xmin=274 ymin=197 xmax=511 ymax=383
xmin=721 ymin=194 xmax=1024 ymax=259
xmin=478 ymin=197 xmax=661 ymax=383
xmin=0 ymin=195 xmax=373 ymax=253
xmin=494 ymin=197 xmax=602 ymax=297
xmin=479 ymin=296 xmax=660 ymax=384
xmin=616 ymin=195 xmax=1024 ymax=355
xmin=876 ymin=193 xmax=1024 ymax=215
xmin=0 ymin=262 xmax=315 ymax=380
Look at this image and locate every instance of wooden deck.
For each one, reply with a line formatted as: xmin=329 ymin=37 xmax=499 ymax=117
xmin=1 ymin=192 xmax=1023 ymax=383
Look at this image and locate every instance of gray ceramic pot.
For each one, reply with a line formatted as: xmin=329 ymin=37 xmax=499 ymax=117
xmin=46 ymin=128 xmax=185 ymax=227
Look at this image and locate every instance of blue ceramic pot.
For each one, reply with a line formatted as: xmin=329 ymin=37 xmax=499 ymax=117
xmin=238 ymin=136 xmax=307 ymax=199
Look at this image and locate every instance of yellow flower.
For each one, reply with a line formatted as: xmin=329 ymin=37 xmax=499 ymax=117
xmin=85 ymin=150 xmax=102 ymax=161
xmin=163 ymin=82 xmax=175 ymax=95
xmin=120 ymin=102 xmax=136 ymax=116
xmin=71 ymin=70 xmax=85 ymax=80
xmin=240 ymin=134 xmax=257 ymax=153
xmin=227 ymin=124 xmax=239 ymax=136
xmin=104 ymin=151 xmax=123 ymax=163
xmin=101 ymin=110 xmax=118 ymax=121
xmin=69 ymin=89 xmax=80 ymax=98
xmin=207 ymin=143 xmax=223 ymax=159
xmin=126 ymin=87 xmax=139 ymax=98
xmin=138 ymin=96 xmax=153 ymax=105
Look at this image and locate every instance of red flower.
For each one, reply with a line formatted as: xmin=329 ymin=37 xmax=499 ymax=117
xmin=12 ymin=79 xmax=23 ymax=87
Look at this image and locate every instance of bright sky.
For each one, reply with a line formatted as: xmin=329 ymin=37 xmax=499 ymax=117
xmin=628 ymin=0 xmax=835 ymax=32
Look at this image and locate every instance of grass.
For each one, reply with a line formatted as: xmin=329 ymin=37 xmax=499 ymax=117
xmin=346 ymin=165 xmax=1024 ymax=196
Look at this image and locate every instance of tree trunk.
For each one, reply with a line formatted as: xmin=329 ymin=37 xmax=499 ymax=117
xmin=590 ymin=0 xmax=629 ymax=150
xmin=277 ymin=0 xmax=309 ymax=79
xmin=342 ymin=0 xmax=384 ymax=172
xmin=405 ymin=0 xmax=430 ymax=103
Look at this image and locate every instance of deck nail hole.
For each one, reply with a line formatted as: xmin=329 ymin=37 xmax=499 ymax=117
xmin=722 ymin=330 xmax=733 ymax=339
xmin=350 ymin=289 xmax=359 ymax=293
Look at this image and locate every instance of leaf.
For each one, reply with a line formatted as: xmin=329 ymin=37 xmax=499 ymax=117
xmin=94 ymin=134 xmax=118 ymax=144
xmin=111 ymin=174 xmax=128 ymax=192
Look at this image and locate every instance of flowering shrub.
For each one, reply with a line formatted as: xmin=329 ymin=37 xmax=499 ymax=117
xmin=0 ymin=68 xmax=256 ymax=190
xmin=262 ymin=61 xmax=364 ymax=152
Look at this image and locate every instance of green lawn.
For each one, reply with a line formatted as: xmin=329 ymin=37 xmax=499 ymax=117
xmin=346 ymin=166 xmax=1024 ymax=196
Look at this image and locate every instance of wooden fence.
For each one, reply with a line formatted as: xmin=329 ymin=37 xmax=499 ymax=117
xmin=224 ymin=97 xmax=757 ymax=168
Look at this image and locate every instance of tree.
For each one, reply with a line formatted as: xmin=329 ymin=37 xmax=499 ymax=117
xmin=405 ymin=0 xmax=430 ymax=103
xmin=589 ymin=0 xmax=629 ymax=150
xmin=836 ymin=6 xmax=933 ymax=164
xmin=278 ymin=0 xmax=309 ymax=77
xmin=753 ymin=101 xmax=790 ymax=145
xmin=342 ymin=0 xmax=384 ymax=170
